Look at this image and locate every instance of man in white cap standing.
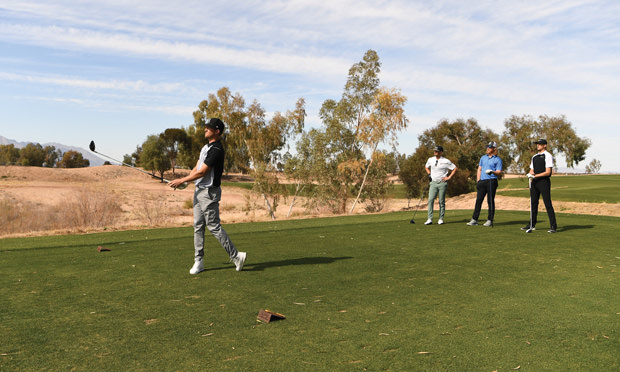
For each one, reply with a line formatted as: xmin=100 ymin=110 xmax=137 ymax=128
xmin=424 ymin=146 xmax=457 ymax=225
xmin=467 ymin=141 xmax=503 ymax=227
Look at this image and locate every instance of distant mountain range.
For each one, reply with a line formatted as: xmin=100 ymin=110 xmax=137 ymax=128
xmin=0 ymin=135 xmax=105 ymax=166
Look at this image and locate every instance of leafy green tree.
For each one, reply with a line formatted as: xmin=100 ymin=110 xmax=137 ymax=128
xmin=501 ymin=114 xmax=590 ymax=173
xmin=18 ymin=143 xmax=46 ymax=166
xmin=43 ymin=145 xmax=61 ymax=168
xmin=414 ymin=118 xmax=502 ymax=196
xmin=189 ymin=87 xmax=248 ymax=173
xmin=122 ymin=155 xmax=133 ymax=166
xmin=398 ymin=151 xmax=428 ymax=207
xmin=292 ymin=127 xmax=356 ymax=213
xmin=350 ymin=87 xmax=408 ymax=213
xmin=294 ymin=50 xmax=381 ymax=213
xmin=57 ymin=151 xmax=89 ymax=168
xmin=160 ymin=128 xmax=188 ymax=173
xmin=124 ymin=145 xmax=142 ymax=167
xmin=185 ymin=87 xmax=305 ymax=219
xmin=285 ymin=50 xmax=408 ymax=214
xmin=139 ymin=135 xmax=170 ymax=181
xmin=359 ymin=151 xmax=395 ymax=212
xmin=0 ymin=144 xmax=20 ymax=165
xmin=242 ymin=98 xmax=306 ymax=219
xmin=585 ymin=159 xmax=602 ymax=174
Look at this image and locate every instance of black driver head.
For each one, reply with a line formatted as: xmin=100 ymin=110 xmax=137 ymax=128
xmin=89 ymin=140 xmax=96 ymax=152
xmin=410 ymin=219 xmax=415 ymax=224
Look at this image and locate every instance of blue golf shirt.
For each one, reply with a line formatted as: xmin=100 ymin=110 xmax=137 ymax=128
xmin=479 ymin=155 xmax=503 ymax=180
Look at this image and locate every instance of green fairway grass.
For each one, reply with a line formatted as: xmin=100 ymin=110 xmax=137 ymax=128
xmin=497 ymin=175 xmax=620 ymax=203
xmin=2 ymin=211 xmax=619 ymax=371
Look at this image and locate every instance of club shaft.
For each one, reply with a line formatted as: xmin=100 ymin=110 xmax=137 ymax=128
xmin=93 ymin=150 xmax=169 ymax=182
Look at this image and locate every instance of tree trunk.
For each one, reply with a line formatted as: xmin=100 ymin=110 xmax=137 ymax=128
xmin=263 ymin=194 xmax=276 ymax=220
xmin=287 ymin=183 xmax=304 ymax=218
xmin=349 ymin=142 xmax=379 ymax=214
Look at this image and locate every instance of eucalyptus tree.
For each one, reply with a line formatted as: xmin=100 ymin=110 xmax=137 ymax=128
xmin=408 ymin=118 xmax=502 ymax=197
xmin=139 ymin=134 xmax=170 ymax=181
xmin=160 ymin=128 xmax=188 ymax=173
xmin=57 ymin=150 xmax=89 ymax=168
xmin=501 ymin=114 xmax=590 ymax=173
xmin=349 ymin=87 xmax=408 ymax=213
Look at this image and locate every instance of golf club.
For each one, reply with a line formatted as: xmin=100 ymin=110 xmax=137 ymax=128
xmin=487 ymin=173 xmax=494 ymax=228
xmin=410 ymin=177 xmax=430 ymax=224
xmin=89 ymin=140 xmax=187 ymax=190
xmin=526 ymin=176 xmax=534 ymax=233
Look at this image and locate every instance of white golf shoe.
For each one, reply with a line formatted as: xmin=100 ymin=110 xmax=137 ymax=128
xmin=424 ymin=219 xmax=432 ymax=225
xmin=466 ymin=219 xmax=478 ymax=226
xmin=189 ymin=260 xmax=204 ymax=275
xmin=438 ymin=219 xmax=444 ymax=225
xmin=232 ymin=252 xmax=246 ymax=271
xmin=483 ymin=220 xmax=493 ymax=227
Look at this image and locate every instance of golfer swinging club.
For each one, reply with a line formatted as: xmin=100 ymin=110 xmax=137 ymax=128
xmin=169 ymin=118 xmax=246 ymax=274
xmin=521 ymin=139 xmax=558 ymax=233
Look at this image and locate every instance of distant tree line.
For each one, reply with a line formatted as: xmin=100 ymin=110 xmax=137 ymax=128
xmin=128 ymin=49 xmax=593 ymax=216
xmin=0 ymin=143 xmax=90 ymax=168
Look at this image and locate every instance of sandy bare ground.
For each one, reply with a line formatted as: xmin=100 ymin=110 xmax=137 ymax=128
xmin=1 ymin=165 xmax=618 ymax=238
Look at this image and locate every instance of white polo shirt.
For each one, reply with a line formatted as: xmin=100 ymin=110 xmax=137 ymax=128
xmin=425 ymin=156 xmax=456 ymax=182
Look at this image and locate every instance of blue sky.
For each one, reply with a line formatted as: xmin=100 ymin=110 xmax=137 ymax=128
xmin=0 ymin=0 xmax=618 ymax=172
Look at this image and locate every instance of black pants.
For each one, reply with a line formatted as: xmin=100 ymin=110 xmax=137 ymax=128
xmin=530 ymin=177 xmax=557 ymax=229
xmin=472 ymin=179 xmax=498 ymax=221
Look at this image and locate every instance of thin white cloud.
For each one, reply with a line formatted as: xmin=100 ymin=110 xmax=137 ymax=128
xmin=0 ymin=23 xmax=351 ymax=79
xmin=0 ymin=71 xmax=185 ymax=92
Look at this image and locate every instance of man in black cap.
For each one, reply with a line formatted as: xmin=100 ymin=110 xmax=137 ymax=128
xmin=467 ymin=141 xmax=503 ymax=227
xmin=424 ymin=145 xmax=457 ymax=225
xmin=169 ymin=118 xmax=246 ymax=273
xmin=522 ymin=139 xmax=558 ymax=233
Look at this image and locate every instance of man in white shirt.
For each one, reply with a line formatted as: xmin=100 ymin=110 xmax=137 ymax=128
xmin=424 ymin=146 xmax=457 ymax=225
xmin=522 ymin=139 xmax=557 ymax=233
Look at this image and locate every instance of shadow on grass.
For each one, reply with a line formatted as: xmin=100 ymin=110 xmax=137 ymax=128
xmin=492 ymin=220 xmax=526 ymax=227
xmin=205 ymin=256 xmax=353 ymax=272
xmin=559 ymin=225 xmax=594 ymax=231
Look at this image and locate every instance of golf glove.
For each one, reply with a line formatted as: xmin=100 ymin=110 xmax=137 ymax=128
xmin=428 ymin=175 xmax=432 ymax=182
xmin=485 ymin=169 xmax=493 ymax=175
xmin=526 ymin=173 xmax=535 ymax=179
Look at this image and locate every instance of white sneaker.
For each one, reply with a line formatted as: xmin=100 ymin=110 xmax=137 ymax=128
xmin=232 ymin=252 xmax=246 ymax=271
xmin=189 ymin=260 xmax=204 ymax=275
xmin=483 ymin=220 xmax=493 ymax=227
xmin=424 ymin=219 xmax=432 ymax=225
xmin=466 ymin=219 xmax=478 ymax=226
xmin=438 ymin=219 xmax=444 ymax=225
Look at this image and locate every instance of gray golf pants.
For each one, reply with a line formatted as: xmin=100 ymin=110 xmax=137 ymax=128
xmin=193 ymin=187 xmax=238 ymax=262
